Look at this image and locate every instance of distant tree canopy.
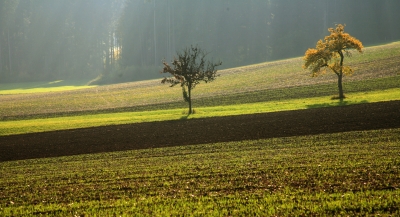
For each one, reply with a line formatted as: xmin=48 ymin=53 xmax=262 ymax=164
xmin=1 ymin=0 xmax=399 ymax=83
xmin=161 ymin=45 xmax=221 ymax=114
xmin=0 ymin=0 xmax=124 ymax=83
xmin=303 ymin=24 xmax=363 ymax=99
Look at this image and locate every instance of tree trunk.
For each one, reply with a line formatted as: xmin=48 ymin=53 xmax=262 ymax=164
xmin=338 ymin=51 xmax=345 ymax=99
xmin=188 ymin=85 xmax=192 ymax=114
xmin=337 ymin=73 xmax=344 ymax=99
xmin=105 ymin=33 xmax=110 ymax=75
xmin=153 ymin=0 xmax=157 ymax=66
xmin=0 ymin=33 xmax=2 ymax=75
xmin=110 ymin=32 xmax=114 ymax=67
xmin=7 ymin=28 xmax=12 ymax=75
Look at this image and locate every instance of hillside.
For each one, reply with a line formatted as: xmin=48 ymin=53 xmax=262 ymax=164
xmin=1 ymin=43 xmax=400 ymax=216
xmin=1 ymin=41 xmax=399 ymax=120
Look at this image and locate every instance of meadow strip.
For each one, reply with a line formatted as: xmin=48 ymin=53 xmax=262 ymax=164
xmin=0 ymin=80 xmax=96 ymax=94
xmin=1 ymin=88 xmax=399 ymax=136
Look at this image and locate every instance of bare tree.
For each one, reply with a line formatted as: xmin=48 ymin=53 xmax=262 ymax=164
xmin=161 ymin=45 xmax=222 ymax=114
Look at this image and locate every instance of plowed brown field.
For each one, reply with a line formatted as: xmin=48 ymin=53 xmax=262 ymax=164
xmin=1 ymin=100 xmax=399 ymax=162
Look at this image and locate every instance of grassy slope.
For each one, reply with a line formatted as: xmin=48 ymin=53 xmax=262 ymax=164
xmin=1 ymin=129 xmax=399 ymax=216
xmin=1 ymin=87 xmax=400 ymax=136
xmin=0 ymin=41 xmax=399 ymax=120
xmin=0 ymin=42 xmax=399 ymax=135
xmin=0 ymin=80 xmax=96 ymax=94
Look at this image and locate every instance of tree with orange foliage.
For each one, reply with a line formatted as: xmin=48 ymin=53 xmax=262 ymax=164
xmin=303 ymin=24 xmax=363 ymax=99
xmin=161 ymin=45 xmax=222 ymax=114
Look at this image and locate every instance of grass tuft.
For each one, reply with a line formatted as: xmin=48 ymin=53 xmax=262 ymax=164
xmin=331 ymin=95 xmax=346 ymax=100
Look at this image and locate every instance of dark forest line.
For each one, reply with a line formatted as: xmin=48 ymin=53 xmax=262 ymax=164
xmin=1 ymin=0 xmax=399 ymax=83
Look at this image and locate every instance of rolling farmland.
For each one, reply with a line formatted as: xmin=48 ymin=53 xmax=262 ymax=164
xmin=1 ymin=42 xmax=400 ymax=216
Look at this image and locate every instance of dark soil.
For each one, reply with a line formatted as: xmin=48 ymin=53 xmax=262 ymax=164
xmin=1 ymin=100 xmax=400 ymax=162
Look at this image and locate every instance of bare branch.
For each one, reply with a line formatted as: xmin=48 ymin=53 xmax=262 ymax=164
xmin=161 ymin=45 xmax=222 ymax=114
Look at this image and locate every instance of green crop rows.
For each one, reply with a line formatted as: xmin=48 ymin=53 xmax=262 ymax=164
xmin=1 ymin=129 xmax=399 ymax=216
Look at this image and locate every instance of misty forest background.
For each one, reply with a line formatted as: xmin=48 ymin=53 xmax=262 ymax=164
xmin=1 ymin=0 xmax=400 ymax=84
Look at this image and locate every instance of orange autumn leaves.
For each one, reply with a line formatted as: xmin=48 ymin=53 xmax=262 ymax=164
xmin=303 ymin=24 xmax=364 ymax=77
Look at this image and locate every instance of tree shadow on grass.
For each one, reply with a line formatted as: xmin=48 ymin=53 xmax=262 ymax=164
xmin=180 ymin=114 xmax=190 ymax=120
xmin=306 ymin=99 xmax=369 ymax=109
xmin=179 ymin=109 xmax=196 ymax=120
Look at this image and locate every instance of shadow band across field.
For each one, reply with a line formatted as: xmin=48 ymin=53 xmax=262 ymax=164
xmin=306 ymin=100 xmax=369 ymax=109
xmin=1 ymin=100 xmax=400 ymax=162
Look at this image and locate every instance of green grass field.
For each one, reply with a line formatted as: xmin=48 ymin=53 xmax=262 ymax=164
xmin=1 ymin=129 xmax=399 ymax=216
xmin=0 ymin=80 xmax=96 ymax=94
xmin=1 ymin=41 xmax=399 ymax=120
xmin=1 ymin=87 xmax=399 ymax=136
xmin=1 ymin=41 xmax=400 ymax=135
xmin=1 ymin=41 xmax=400 ymax=216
